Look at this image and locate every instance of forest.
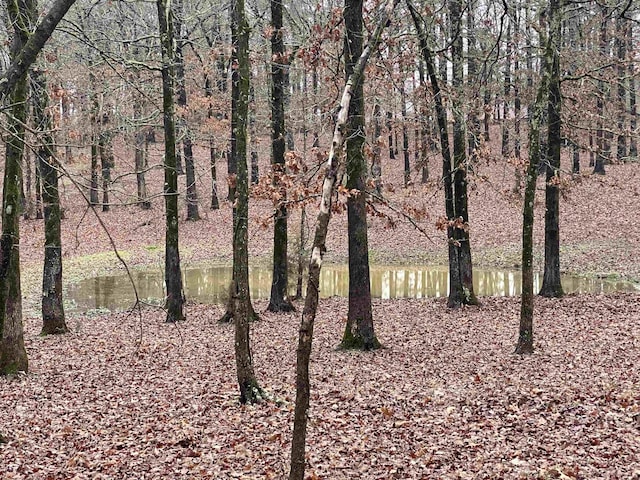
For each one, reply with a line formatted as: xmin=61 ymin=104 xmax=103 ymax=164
xmin=1 ymin=0 xmax=639 ymax=478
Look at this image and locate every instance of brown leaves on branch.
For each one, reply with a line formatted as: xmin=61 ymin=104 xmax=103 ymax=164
xmin=435 ymin=215 xmax=469 ymax=232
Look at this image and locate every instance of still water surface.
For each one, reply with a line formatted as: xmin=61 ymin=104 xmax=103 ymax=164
xmin=65 ymin=265 xmax=638 ymax=313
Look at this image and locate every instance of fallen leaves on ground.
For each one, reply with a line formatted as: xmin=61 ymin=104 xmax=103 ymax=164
xmin=2 ymin=294 xmax=639 ymax=479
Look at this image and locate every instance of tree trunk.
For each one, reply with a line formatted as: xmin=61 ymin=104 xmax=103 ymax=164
xmin=417 ymin=61 xmax=429 ymax=183
xmin=502 ymin=20 xmax=512 ymax=159
xmin=627 ymin=21 xmax=637 ymax=161
xmin=340 ymin=0 xmax=379 ymax=351
xmin=572 ymin=140 xmax=580 ymax=174
xmin=174 ymin=0 xmax=199 ymax=220
xmin=615 ymin=17 xmax=627 ymax=161
xmin=408 ymin=1 xmax=465 ymax=308
xmin=513 ymin=5 xmax=522 ymax=191
xmin=593 ymin=8 xmax=608 ymax=175
xmin=32 ymin=68 xmax=68 ymax=335
xmin=99 ymin=132 xmax=112 ymax=212
xmin=89 ymin=71 xmax=99 ymax=206
xmin=467 ymin=2 xmax=480 ymax=165
xmin=295 ymin=207 xmax=306 ymax=299
xmin=267 ymin=0 xmax=294 ymax=313
xmin=249 ymin=83 xmax=259 ymax=185
xmin=35 ymin=152 xmax=43 ymax=219
xmin=90 ymin=141 xmax=99 ymax=205
xmin=516 ymin=0 xmax=558 ymax=355
xmin=0 ymin=0 xmax=77 ymax=102
xmin=204 ymin=76 xmax=220 ymax=210
xmin=450 ymin=0 xmax=478 ymax=306
xmin=288 ymin=4 xmax=395 ymax=476
xmin=539 ymin=0 xmax=564 ymax=299
xmin=157 ymin=0 xmax=185 ymax=323
xmin=133 ymin=89 xmax=151 ymax=209
xmin=371 ymin=103 xmax=383 ymax=193
xmin=230 ymin=0 xmax=263 ymax=404
xmin=0 ymin=0 xmax=35 ymax=375
xmin=386 ymin=110 xmax=395 ymax=159
xmin=400 ymin=80 xmax=411 ymax=188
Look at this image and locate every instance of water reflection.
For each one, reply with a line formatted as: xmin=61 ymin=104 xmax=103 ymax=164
xmin=66 ymin=265 xmax=639 ymax=314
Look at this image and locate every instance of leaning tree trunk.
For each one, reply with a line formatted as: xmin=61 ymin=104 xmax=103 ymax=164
xmin=230 ymin=0 xmax=263 ymax=404
xmin=32 ymin=68 xmax=68 ymax=335
xmin=340 ymin=0 xmax=379 ymax=351
xmin=0 ymin=0 xmax=36 ymax=374
xmin=267 ymin=0 xmax=294 ymax=313
xmin=157 ymin=0 xmax=185 ymax=323
xmin=0 ymin=0 xmax=77 ymax=103
xmin=288 ymin=3 xmax=396 ymax=477
xmin=539 ymin=0 xmax=564 ymax=299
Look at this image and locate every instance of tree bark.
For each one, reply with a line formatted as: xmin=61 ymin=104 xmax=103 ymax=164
xmin=32 ymin=68 xmax=68 ymax=335
xmin=539 ymin=0 xmax=564 ymax=298
xmin=98 ymin=132 xmax=112 ymax=212
xmin=288 ymin=3 xmax=396 ymax=476
xmin=0 ymin=0 xmax=35 ymax=375
xmin=340 ymin=0 xmax=379 ymax=351
xmin=204 ymin=75 xmax=220 ymax=210
xmin=230 ymin=0 xmax=263 ymax=404
xmin=450 ymin=0 xmax=478 ymax=306
xmin=267 ymin=0 xmax=294 ymax=313
xmin=615 ymin=17 xmax=627 ymax=161
xmin=157 ymin=0 xmax=185 ymax=323
xmin=400 ymin=79 xmax=411 ymax=188
xmin=408 ymin=1 xmax=464 ymax=308
xmin=517 ymin=0 xmax=557 ymax=355
xmin=174 ymin=0 xmax=199 ymax=220
xmin=371 ymin=103 xmax=383 ymax=192
xmin=628 ymin=22 xmax=637 ymax=160
xmin=593 ymin=8 xmax=608 ymax=175
xmin=502 ymin=19 xmax=512 ymax=159
xmin=133 ymin=98 xmax=151 ymax=210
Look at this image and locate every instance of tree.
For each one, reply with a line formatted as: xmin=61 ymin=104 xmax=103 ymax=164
xmin=409 ymin=0 xmax=476 ymax=309
xmin=230 ymin=0 xmax=263 ymax=404
xmin=593 ymin=6 xmax=608 ymax=175
xmin=32 ymin=68 xmax=68 ymax=335
xmin=449 ymin=0 xmax=477 ymax=306
xmin=174 ymin=0 xmax=200 ymax=221
xmin=157 ymin=0 xmax=185 ymax=323
xmin=539 ymin=0 xmax=564 ymax=299
xmin=0 ymin=0 xmax=77 ymax=102
xmin=0 ymin=0 xmax=37 ymax=374
xmin=288 ymin=3 xmax=396 ymax=477
xmin=516 ymin=0 xmax=558 ymax=355
xmin=267 ymin=0 xmax=294 ymax=313
xmin=340 ymin=0 xmax=379 ymax=350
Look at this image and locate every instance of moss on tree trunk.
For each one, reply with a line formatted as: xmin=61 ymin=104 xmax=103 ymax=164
xmin=157 ymin=0 xmax=185 ymax=323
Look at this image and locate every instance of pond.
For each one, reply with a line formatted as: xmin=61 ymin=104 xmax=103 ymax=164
xmin=65 ymin=264 xmax=639 ymax=314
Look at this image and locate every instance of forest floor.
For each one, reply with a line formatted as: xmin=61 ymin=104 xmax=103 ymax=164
xmin=2 ymin=139 xmax=640 ymax=478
